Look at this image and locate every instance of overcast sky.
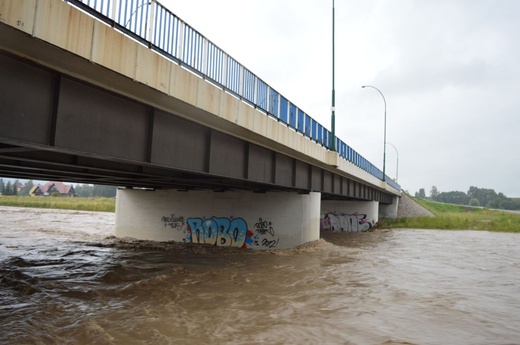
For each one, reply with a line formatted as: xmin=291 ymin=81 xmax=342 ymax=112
xmin=161 ymin=0 xmax=520 ymax=197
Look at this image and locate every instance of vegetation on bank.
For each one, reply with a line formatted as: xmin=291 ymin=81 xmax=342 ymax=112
xmin=381 ymin=197 xmax=520 ymax=233
xmin=415 ymin=185 xmax=520 ymax=211
xmin=0 ymin=196 xmax=115 ymax=212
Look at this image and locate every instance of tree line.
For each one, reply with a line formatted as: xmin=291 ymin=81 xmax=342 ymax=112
xmin=0 ymin=179 xmax=117 ymax=198
xmin=415 ymin=186 xmax=520 ymax=210
xmin=0 ymin=179 xmax=21 ymax=196
xmin=74 ymin=184 xmax=117 ymax=198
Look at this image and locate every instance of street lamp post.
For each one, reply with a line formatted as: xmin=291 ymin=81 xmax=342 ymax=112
xmin=361 ymin=85 xmax=387 ymax=181
xmin=331 ymin=0 xmax=336 ymax=151
xmin=124 ymin=1 xmax=154 ymax=40
xmin=385 ymin=141 xmax=398 ymax=182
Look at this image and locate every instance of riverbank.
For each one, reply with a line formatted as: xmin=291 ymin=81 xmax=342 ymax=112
xmin=382 ymin=193 xmax=520 ymax=233
xmin=0 ymin=196 xmax=114 ymax=212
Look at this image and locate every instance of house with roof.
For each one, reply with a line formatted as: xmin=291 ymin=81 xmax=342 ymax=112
xmin=31 ymin=182 xmax=78 ymax=197
xmin=29 ymin=185 xmax=42 ymax=196
xmin=14 ymin=181 xmax=24 ymax=194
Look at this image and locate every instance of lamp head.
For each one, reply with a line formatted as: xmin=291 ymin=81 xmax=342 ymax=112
xmin=361 ymin=85 xmax=366 ymax=88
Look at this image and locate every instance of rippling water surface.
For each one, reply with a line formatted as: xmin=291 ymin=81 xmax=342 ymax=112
xmin=1 ymin=206 xmax=519 ymax=345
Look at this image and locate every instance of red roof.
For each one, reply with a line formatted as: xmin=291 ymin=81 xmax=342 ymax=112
xmin=40 ymin=181 xmax=73 ymax=194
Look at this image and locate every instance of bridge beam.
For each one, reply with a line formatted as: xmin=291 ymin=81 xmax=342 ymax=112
xmin=115 ymin=188 xmax=321 ymax=250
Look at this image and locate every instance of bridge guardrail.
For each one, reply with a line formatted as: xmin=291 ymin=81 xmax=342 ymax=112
xmin=64 ymin=0 xmax=400 ymax=191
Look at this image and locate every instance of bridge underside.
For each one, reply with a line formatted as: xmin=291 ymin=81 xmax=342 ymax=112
xmin=0 ymin=15 xmax=394 ymax=204
xmin=0 ymin=50 xmax=391 ymax=203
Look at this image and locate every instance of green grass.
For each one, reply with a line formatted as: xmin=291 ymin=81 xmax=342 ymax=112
xmin=0 ymin=196 xmax=115 ymax=212
xmin=381 ymin=197 xmax=520 ymax=232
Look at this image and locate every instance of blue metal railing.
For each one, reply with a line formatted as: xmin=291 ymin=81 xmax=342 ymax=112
xmin=64 ymin=0 xmax=400 ymax=191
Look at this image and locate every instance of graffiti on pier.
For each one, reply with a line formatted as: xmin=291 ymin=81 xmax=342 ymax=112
xmin=161 ymin=213 xmax=185 ymax=230
xmin=320 ymin=212 xmax=373 ymax=232
xmin=253 ymin=218 xmax=279 ymax=248
xmin=184 ymin=216 xmax=280 ymax=249
xmin=185 ymin=217 xmax=254 ymax=248
xmin=254 ymin=218 xmax=275 ymax=236
xmin=260 ymin=237 xmax=280 ymax=249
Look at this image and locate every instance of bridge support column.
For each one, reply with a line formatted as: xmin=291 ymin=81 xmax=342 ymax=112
xmin=115 ymin=189 xmax=321 ymax=250
xmin=379 ymin=195 xmax=400 ymax=219
xmin=320 ymin=200 xmax=379 ymax=231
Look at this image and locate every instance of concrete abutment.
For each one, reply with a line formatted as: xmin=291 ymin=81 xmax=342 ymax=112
xmin=378 ymin=195 xmax=400 ymax=219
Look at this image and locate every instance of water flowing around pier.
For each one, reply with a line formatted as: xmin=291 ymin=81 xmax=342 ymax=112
xmin=1 ymin=206 xmax=519 ymax=344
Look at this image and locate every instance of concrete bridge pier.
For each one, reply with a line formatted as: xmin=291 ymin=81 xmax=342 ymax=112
xmin=320 ymin=200 xmax=380 ymax=232
xmin=115 ymin=189 xmax=321 ymax=250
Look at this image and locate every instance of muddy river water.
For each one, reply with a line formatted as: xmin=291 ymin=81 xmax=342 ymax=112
xmin=1 ymin=206 xmax=519 ymax=344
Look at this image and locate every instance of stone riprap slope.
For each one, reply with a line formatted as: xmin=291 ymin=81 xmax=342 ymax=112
xmin=397 ymin=194 xmax=435 ymax=218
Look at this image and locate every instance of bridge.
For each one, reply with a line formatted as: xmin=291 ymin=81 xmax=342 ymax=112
xmin=0 ymin=0 xmax=400 ymax=249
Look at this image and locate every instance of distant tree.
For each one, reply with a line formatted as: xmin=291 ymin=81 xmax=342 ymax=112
xmin=20 ymin=180 xmax=34 ymax=196
xmin=417 ymin=185 xmax=520 ymax=211
xmin=499 ymin=198 xmax=516 ymax=210
xmin=469 ymin=198 xmax=480 ymax=207
xmin=12 ymin=180 xmax=19 ymax=196
xmin=4 ymin=181 xmax=13 ymax=195
xmin=74 ymin=184 xmax=94 ymax=197
xmin=512 ymin=199 xmax=520 ymax=210
xmin=467 ymin=186 xmax=498 ymax=208
xmin=92 ymin=185 xmax=117 ymax=198
xmin=436 ymin=191 xmax=469 ymax=204
xmin=50 ymin=191 xmax=61 ymax=197
xmin=0 ymin=178 xmax=4 ymax=195
xmin=430 ymin=186 xmax=440 ymax=200
xmin=487 ymin=192 xmax=514 ymax=210
xmin=415 ymin=188 xmax=426 ymax=199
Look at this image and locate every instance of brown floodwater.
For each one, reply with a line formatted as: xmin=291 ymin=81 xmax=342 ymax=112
xmin=1 ymin=206 xmax=519 ymax=345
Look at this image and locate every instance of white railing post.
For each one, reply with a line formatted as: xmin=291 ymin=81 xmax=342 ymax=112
xmin=222 ymin=53 xmax=228 ymax=88
xmin=177 ymin=20 xmax=184 ymax=62
xmin=111 ymin=0 xmax=118 ymax=22
xmin=238 ymin=65 xmax=244 ymax=98
xmin=253 ymin=76 xmax=258 ymax=105
xmin=202 ymin=37 xmax=208 ymax=77
xmin=148 ymin=0 xmax=156 ymax=43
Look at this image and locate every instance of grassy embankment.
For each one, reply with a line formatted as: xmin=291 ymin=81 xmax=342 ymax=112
xmin=0 ymin=196 xmax=115 ymax=212
xmin=381 ymin=197 xmax=520 ymax=232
